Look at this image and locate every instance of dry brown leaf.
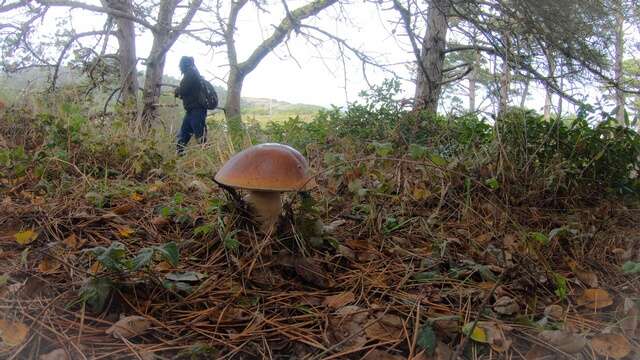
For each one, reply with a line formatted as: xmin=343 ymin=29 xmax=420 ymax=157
xmin=150 ymin=216 xmax=170 ymax=227
xmin=117 ymin=226 xmax=135 ymax=238
xmin=322 ymin=291 xmax=355 ymax=309
xmin=544 ymin=304 xmax=564 ymax=320
xmin=39 ymin=348 xmax=69 ymax=360
xmin=0 ymin=319 xmax=29 ymax=347
xmin=524 ymin=344 xmax=552 ymax=360
xmin=362 ymin=349 xmax=404 ymax=360
xmin=154 ymin=261 xmax=173 ymax=272
xmin=293 ymin=257 xmax=334 ymax=288
xmin=90 ymin=261 xmax=102 ymax=274
xmin=577 ymin=288 xmax=614 ymax=310
xmin=567 ymin=259 xmax=599 ymax=288
xmin=111 ymin=203 xmax=135 ymax=215
xmin=477 ymin=281 xmax=496 ymax=291
xmin=364 ymin=321 xmax=401 ymax=341
xmin=328 ymin=305 xmax=368 ymax=350
xmin=539 ymin=330 xmax=586 ymax=354
xmin=323 ymin=219 xmax=347 ymax=233
xmin=618 ymin=298 xmax=639 ymax=335
xmin=432 ymin=318 xmax=459 ymax=340
xmin=148 ymin=182 xmax=164 ymax=193
xmin=336 ymin=305 xmax=368 ymax=322
xmin=209 ymin=306 xmax=252 ymax=324
xmin=63 ymin=234 xmax=85 ymax=250
xmin=612 ymin=248 xmax=633 ymax=262
xmin=345 ymin=239 xmax=372 ymax=250
xmin=479 ymin=322 xmax=511 ymax=352
xmin=574 ymin=269 xmax=598 ymax=288
xmin=502 ymin=233 xmax=519 ymax=251
xmin=493 ymin=296 xmax=519 ymax=315
xmin=379 ymin=314 xmax=403 ymax=328
xmin=105 ymin=315 xmax=151 ymax=338
xmin=37 ymin=257 xmax=61 ymax=273
xmin=364 ymin=314 xmax=404 ymax=341
xmin=139 ymin=351 xmax=156 ymax=360
xmin=475 ymin=232 xmax=493 ymax=245
xmin=337 ymin=245 xmax=355 ymax=260
xmin=413 ymin=341 xmax=453 ymax=360
xmin=590 ymin=333 xmax=631 ymax=359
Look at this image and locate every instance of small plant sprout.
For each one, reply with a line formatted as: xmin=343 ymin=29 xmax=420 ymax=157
xmin=214 ymin=143 xmax=316 ymax=233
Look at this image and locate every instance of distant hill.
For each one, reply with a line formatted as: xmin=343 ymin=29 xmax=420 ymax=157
xmin=0 ymin=67 xmax=324 ymax=122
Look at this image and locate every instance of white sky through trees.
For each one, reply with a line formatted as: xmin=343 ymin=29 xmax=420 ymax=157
xmin=27 ymin=1 xmax=640 ymax=115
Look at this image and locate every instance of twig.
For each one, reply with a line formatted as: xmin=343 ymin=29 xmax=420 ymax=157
xmin=450 ymin=273 xmax=505 ymax=360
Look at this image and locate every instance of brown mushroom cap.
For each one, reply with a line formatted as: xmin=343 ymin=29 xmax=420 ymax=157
xmin=215 ymin=143 xmax=316 ymax=191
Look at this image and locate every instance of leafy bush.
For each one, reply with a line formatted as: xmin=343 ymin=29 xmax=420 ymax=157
xmin=498 ymin=109 xmax=640 ymax=196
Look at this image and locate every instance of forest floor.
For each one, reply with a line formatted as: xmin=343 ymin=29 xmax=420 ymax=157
xmin=1 ymin=127 xmax=640 ymax=359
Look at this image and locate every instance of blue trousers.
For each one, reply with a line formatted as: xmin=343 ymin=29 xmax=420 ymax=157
xmin=177 ymin=108 xmax=207 ymax=155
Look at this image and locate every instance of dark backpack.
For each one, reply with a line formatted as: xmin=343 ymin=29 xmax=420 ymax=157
xmin=199 ymin=77 xmax=219 ymax=110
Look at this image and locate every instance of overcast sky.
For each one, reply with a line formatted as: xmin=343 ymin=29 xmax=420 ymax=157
xmin=156 ymin=1 xmax=414 ymax=107
xmin=19 ymin=0 xmax=636 ymax=114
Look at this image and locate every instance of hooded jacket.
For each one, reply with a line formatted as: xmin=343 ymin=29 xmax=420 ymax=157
xmin=175 ymin=62 xmax=205 ymax=111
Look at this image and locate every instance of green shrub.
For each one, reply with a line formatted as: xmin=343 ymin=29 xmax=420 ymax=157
xmin=498 ymin=109 xmax=640 ymax=196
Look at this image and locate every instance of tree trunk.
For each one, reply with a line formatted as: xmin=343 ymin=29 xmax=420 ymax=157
xmin=414 ymin=0 xmax=450 ymax=113
xmin=468 ymin=49 xmax=479 ymax=113
xmin=498 ymin=33 xmax=511 ymax=117
xmin=222 ymin=0 xmax=337 ymax=147
xmin=468 ymin=69 xmax=476 ymax=112
xmin=614 ymin=0 xmax=625 ymax=125
xmin=140 ymin=0 xmax=175 ymax=127
xmin=101 ymin=0 xmax=138 ymax=116
xmin=225 ymin=67 xmax=245 ymax=147
xmin=498 ymin=63 xmax=510 ymax=116
xmin=136 ymin=0 xmax=201 ymax=128
xmin=140 ymin=48 xmax=167 ymax=127
xmin=544 ymin=54 xmax=555 ymax=121
xmin=557 ymin=61 xmax=563 ymax=117
xmin=520 ymin=80 xmax=529 ymax=108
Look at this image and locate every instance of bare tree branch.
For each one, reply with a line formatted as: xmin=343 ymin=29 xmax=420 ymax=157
xmin=36 ymin=0 xmax=157 ymax=31
xmin=238 ymin=0 xmax=338 ymax=75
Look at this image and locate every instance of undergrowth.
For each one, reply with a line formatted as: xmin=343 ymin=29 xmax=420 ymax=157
xmin=0 ymin=84 xmax=639 ymax=359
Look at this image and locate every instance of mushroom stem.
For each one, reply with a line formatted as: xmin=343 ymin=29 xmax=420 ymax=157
xmin=246 ymin=190 xmax=282 ymax=233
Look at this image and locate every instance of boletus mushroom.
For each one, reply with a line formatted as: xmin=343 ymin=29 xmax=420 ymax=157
xmin=214 ymin=143 xmax=316 ymax=232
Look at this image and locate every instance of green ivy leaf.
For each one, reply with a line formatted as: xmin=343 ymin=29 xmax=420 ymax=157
xmin=173 ymin=192 xmax=185 ymax=205
xmin=165 ymin=271 xmax=206 ymax=282
xmin=622 ymin=261 xmax=640 ymax=274
xmin=529 ymin=232 xmax=549 ymax=246
xmin=79 ymin=277 xmax=113 ymax=313
xmin=93 ymin=242 xmax=129 ymax=271
xmin=132 ymin=248 xmax=154 ymax=271
xmin=157 ymin=242 xmax=179 ymax=266
xmin=485 ymin=178 xmax=499 ymax=190
xmin=416 ymin=323 xmax=437 ymax=355
xmin=413 ymin=271 xmax=438 ymax=283
xmin=162 ymin=280 xmax=192 ymax=293
xmin=409 ymin=144 xmax=428 ymax=160
xmin=371 ymin=142 xmax=393 ymax=157
xmin=194 ymin=224 xmax=214 ymax=236
xmin=429 ymin=153 xmax=448 ymax=167
xmin=224 ymin=232 xmax=240 ymax=251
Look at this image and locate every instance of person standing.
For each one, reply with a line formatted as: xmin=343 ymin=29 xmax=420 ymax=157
xmin=174 ymin=56 xmax=207 ymax=156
